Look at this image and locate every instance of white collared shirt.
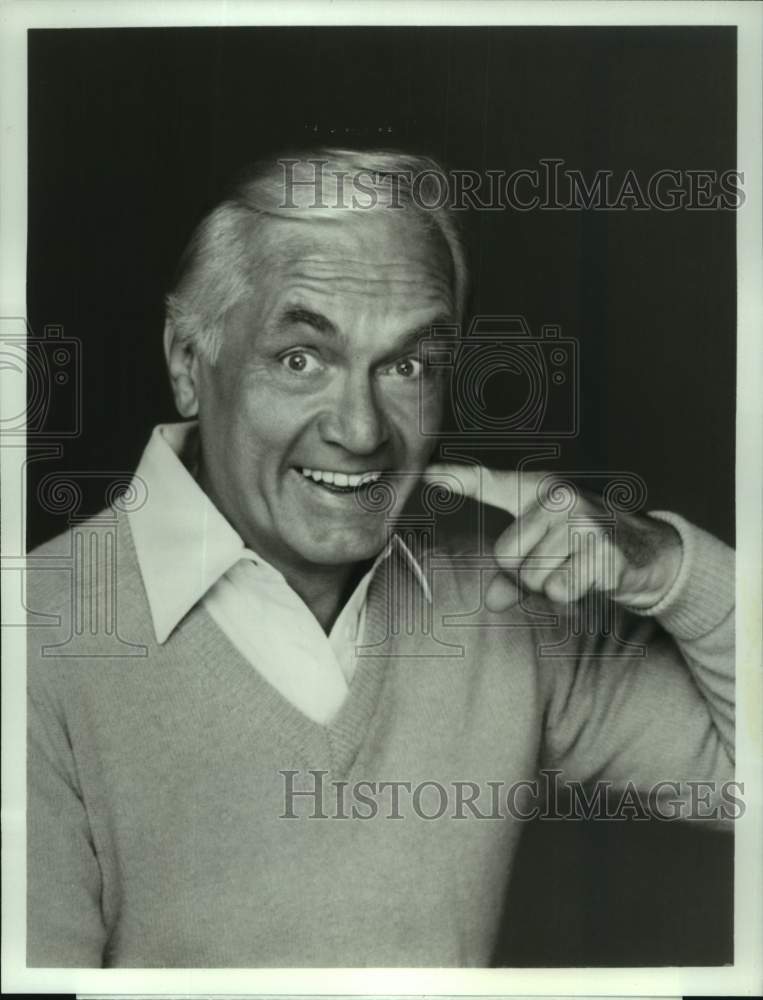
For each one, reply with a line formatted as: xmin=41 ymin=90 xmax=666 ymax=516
xmin=127 ymin=423 xmax=430 ymax=725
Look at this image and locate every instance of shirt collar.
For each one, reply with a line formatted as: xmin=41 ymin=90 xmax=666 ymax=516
xmin=127 ymin=422 xmax=431 ymax=644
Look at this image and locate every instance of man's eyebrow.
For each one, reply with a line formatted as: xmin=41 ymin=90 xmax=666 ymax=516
xmin=276 ymin=307 xmax=338 ymax=336
xmin=272 ymin=308 xmax=454 ymax=353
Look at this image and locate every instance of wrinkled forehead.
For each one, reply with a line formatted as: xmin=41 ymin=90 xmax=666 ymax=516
xmin=244 ymin=209 xmax=456 ymax=308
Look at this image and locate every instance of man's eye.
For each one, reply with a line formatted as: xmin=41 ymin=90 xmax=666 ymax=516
xmin=382 ymin=356 xmax=423 ymax=379
xmin=279 ymin=350 xmax=324 ymax=375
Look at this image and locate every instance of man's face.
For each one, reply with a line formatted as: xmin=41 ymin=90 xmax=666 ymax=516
xmin=192 ymin=209 xmax=455 ymax=574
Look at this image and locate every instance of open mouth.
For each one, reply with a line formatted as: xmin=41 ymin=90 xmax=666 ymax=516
xmin=298 ymin=467 xmax=383 ymax=495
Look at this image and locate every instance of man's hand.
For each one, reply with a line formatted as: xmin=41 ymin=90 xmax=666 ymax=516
xmin=423 ymin=463 xmax=683 ymax=613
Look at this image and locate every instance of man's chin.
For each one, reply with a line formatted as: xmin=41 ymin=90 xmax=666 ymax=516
xmin=289 ymin=528 xmax=388 ymax=569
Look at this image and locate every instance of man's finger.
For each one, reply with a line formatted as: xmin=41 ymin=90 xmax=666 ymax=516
xmin=515 ymin=521 xmax=570 ymax=592
xmin=494 ymin=504 xmax=551 ymax=563
xmin=485 ymin=572 xmax=521 ymax=612
xmin=423 ymin=463 xmax=544 ymax=518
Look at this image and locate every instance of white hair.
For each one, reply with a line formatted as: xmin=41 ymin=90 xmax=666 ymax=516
xmin=165 ymin=148 xmax=468 ymax=363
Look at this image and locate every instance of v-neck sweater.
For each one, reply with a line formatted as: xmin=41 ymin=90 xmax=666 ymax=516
xmin=27 ymin=506 xmax=734 ymax=967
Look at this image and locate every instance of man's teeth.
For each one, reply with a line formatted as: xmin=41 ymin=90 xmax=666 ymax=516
xmin=301 ymin=468 xmax=382 ymax=488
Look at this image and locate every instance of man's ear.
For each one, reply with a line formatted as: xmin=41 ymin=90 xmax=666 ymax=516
xmin=163 ymin=318 xmax=201 ymax=418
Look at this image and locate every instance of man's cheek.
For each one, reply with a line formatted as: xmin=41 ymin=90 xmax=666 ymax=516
xmin=418 ymin=383 xmax=445 ymax=435
xmin=238 ymin=395 xmax=292 ymax=446
xmin=406 ymin=427 xmax=439 ymax=473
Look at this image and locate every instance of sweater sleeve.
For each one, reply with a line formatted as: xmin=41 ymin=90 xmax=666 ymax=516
xmin=539 ymin=514 xmax=735 ymax=798
xmin=27 ymin=671 xmax=107 ymax=967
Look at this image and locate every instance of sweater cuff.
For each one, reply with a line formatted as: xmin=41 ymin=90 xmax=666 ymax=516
xmin=627 ymin=511 xmax=735 ymax=640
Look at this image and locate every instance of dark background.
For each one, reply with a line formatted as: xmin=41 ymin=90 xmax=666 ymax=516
xmin=27 ymin=26 xmax=736 ymax=965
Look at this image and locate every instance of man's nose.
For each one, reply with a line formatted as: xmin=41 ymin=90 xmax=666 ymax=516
xmin=318 ymin=373 xmax=389 ymax=456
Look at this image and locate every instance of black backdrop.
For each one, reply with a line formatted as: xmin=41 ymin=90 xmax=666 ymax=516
xmin=27 ymin=26 xmax=735 ymax=965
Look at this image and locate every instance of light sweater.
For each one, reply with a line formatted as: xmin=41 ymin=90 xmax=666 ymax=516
xmin=26 ymin=503 xmax=734 ymax=968
xmin=128 ymin=422 xmax=430 ymax=724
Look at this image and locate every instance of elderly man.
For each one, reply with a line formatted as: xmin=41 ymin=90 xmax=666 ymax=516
xmin=27 ymin=149 xmax=734 ymax=968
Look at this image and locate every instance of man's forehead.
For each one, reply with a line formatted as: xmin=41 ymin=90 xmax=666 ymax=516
xmin=225 ymin=212 xmax=455 ymax=341
xmin=251 ymin=210 xmax=454 ymax=280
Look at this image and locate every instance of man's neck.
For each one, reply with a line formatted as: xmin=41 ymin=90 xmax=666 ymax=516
xmin=280 ymin=558 xmax=373 ymax=633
